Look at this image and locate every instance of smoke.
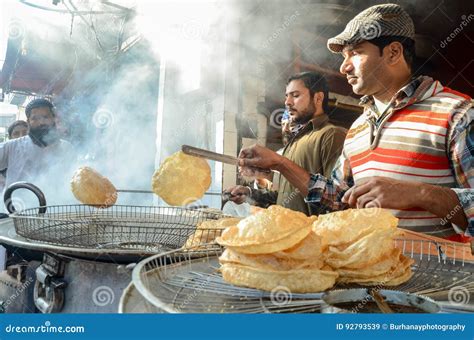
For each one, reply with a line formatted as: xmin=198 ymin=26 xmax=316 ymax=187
xmin=3 ymin=0 xmax=360 ymax=210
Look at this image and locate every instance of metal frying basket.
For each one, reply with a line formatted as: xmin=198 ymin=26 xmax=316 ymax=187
xmin=5 ymin=182 xmax=227 ymax=252
xmin=132 ymin=236 xmax=474 ymax=313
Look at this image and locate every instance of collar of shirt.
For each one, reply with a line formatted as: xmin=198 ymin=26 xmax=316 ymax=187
xmin=290 ymin=114 xmax=329 ymax=137
xmin=309 ymin=114 xmax=330 ymax=130
xmin=359 ymin=76 xmax=434 ymax=123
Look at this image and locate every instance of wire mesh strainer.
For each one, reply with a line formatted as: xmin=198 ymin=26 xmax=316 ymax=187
xmin=6 ymin=182 xmax=228 ymax=252
xmin=11 ymin=204 xmax=228 ymax=251
xmin=132 ymin=237 xmax=474 ymax=313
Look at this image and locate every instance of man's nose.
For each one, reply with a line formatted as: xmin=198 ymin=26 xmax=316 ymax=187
xmin=340 ymin=57 xmax=353 ymax=75
xmin=285 ymin=97 xmax=293 ymax=107
xmin=36 ymin=117 xmax=50 ymax=123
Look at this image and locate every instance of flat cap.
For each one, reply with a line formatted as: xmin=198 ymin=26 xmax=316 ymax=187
xmin=327 ymin=3 xmax=415 ymax=53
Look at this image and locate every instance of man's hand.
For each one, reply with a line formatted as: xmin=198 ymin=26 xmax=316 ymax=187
xmin=238 ymin=144 xmax=312 ymax=196
xmin=341 ymin=177 xmax=468 ymax=230
xmin=223 ymin=185 xmax=251 ymax=205
xmin=341 ymin=177 xmax=418 ymax=209
xmin=238 ymin=144 xmax=286 ymax=171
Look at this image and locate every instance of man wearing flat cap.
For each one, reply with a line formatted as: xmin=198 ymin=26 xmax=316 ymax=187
xmin=238 ymin=4 xmax=473 ymax=241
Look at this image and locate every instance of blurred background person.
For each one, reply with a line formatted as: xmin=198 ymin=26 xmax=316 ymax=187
xmin=0 ymin=98 xmax=76 ymax=212
xmin=0 ymin=120 xmax=29 ymax=199
xmin=7 ymin=120 xmax=28 ymax=140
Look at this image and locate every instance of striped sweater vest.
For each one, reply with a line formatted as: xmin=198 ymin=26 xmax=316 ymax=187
xmin=344 ymin=82 xmax=471 ymax=237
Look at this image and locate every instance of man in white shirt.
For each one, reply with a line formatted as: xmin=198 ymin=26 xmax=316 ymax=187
xmin=0 ymin=98 xmax=76 ymax=209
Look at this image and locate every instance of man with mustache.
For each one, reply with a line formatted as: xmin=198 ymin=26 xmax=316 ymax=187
xmin=0 ymin=98 xmax=75 ymax=199
xmin=225 ymin=72 xmax=347 ymax=215
xmin=237 ymin=4 xmax=473 ymax=240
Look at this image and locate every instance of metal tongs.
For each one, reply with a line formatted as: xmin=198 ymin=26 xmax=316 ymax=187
xmin=182 ymin=145 xmax=240 ymax=166
xmin=181 ymin=145 xmax=272 ymax=174
xmin=369 ymin=288 xmax=394 ymax=313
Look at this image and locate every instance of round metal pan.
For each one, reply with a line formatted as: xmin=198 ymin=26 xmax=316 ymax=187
xmin=0 ymin=218 xmax=164 ymax=264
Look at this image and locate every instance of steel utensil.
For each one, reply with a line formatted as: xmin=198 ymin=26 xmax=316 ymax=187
xmin=181 ymin=145 xmax=272 ymax=174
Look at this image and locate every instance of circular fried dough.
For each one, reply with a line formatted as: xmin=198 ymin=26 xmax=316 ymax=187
xmin=216 ymin=205 xmax=312 ymax=251
xmin=152 ymin=151 xmax=211 ymax=206
xmin=335 ymin=248 xmax=401 ymax=278
xmin=222 ymin=226 xmax=312 ymax=254
xmin=272 ymin=231 xmax=322 ymax=261
xmin=197 ymin=217 xmax=241 ymax=230
xmin=184 ymin=217 xmax=241 ymax=249
xmin=313 ymin=208 xmax=398 ymax=248
xmin=324 ymin=228 xmax=399 ymax=269
xmin=337 ymin=255 xmax=414 ymax=286
xmin=71 ymin=166 xmax=117 ymax=207
xmin=219 ymin=248 xmax=323 ymax=271
xmin=220 ymin=263 xmax=338 ymax=293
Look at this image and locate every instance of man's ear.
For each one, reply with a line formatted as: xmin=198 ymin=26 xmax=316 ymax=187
xmin=385 ymin=41 xmax=404 ymax=65
xmin=313 ymin=91 xmax=325 ymax=107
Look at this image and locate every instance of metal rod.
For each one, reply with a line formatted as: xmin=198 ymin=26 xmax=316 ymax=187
xmin=116 ymin=190 xmax=223 ymax=196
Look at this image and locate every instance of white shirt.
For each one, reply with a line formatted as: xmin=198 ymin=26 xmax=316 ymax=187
xmin=373 ymin=97 xmax=390 ymax=116
xmin=0 ymin=136 xmax=77 ymax=210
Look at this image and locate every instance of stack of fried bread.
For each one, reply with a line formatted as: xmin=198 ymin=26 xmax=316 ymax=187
xmin=184 ymin=217 xmax=242 ymax=250
xmin=312 ymin=208 xmax=414 ymax=286
xmin=216 ymin=206 xmax=338 ymax=293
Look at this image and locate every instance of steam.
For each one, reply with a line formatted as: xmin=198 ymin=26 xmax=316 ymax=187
xmin=2 ymin=0 xmax=353 ymax=210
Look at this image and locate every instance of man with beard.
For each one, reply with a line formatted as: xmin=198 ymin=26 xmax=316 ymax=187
xmin=224 ymin=72 xmax=347 ymax=215
xmin=236 ymin=4 xmax=473 ymax=240
xmin=0 ymin=98 xmax=75 ymax=202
